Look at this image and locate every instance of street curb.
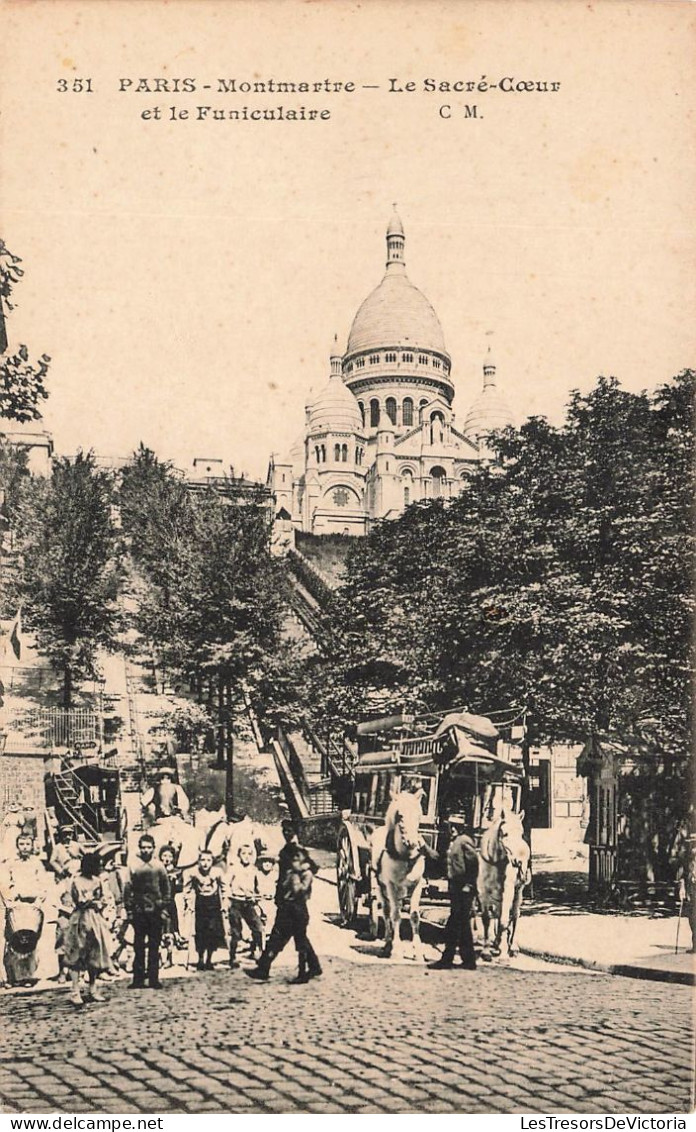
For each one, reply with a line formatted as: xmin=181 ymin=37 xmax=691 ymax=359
xmin=520 ymin=946 xmax=695 ymax=986
xmin=320 ymin=872 xmax=695 ymax=985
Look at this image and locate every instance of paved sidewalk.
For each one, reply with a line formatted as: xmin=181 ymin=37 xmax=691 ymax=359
xmin=518 ymin=910 xmax=695 ymax=984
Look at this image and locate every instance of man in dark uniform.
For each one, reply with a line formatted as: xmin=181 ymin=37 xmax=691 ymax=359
xmin=429 ymin=821 xmax=479 ymax=970
xmin=246 ymin=818 xmax=322 ymax=983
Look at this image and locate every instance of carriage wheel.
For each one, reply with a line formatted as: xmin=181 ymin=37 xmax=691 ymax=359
xmin=336 ymin=829 xmax=358 ymax=926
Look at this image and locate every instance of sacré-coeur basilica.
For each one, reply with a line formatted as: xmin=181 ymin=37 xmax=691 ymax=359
xmin=267 ymin=211 xmax=513 ymax=536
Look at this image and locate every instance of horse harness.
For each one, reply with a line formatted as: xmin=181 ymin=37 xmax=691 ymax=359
xmin=383 ymin=821 xmax=425 ymax=866
xmin=479 ymin=821 xmax=527 ymax=882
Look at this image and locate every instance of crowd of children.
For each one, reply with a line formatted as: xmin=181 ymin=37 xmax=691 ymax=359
xmin=1 ymin=822 xmax=281 ymax=1004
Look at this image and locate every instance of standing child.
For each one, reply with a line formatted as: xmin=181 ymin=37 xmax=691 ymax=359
xmin=227 ymin=843 xmax=263 ymax=968
xmin=62 ymin=853 xmax=115 ymax=1006
xmin=158 ymin=844 xmax=184 ymax=967
xmin=53 ymin=886 xmax=74 ymax=982
xmin=184 ymin=850 xmax=228 ymax=970
xmin=254 ymin=848 xmax=278 ymax=955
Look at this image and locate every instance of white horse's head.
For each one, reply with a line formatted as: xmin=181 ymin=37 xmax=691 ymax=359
xmin=498 ymin=810 xmax=529 ymax=875
xmin=387 ymin=790 xmax=423 ymax=860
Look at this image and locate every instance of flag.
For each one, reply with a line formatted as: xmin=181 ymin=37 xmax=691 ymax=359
xmin=9 ymin=607 xmax=21 ymax=660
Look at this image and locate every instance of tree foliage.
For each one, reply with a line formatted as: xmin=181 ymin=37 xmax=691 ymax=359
xmin=318 ymin=372 xmax=695 ymax=758
xmin=119 ymin=449 xmax=299 ymax=728
xmin=15 ymin=451 xmax=119 ymax=705
xmin=0 ymin=435 xmax=30 ymax=528
xmin=0 ymin=241 xmax=50 ymax=421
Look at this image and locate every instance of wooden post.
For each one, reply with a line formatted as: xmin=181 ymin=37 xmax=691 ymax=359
xmin=520 ymin=712 xmax=534 ymax=899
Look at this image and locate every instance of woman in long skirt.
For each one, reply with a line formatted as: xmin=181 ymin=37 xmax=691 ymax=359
xmin=62 ymin=853 xmax=115 ymax=1006
xmin=184 ymin=850 xmax=227 ymax=970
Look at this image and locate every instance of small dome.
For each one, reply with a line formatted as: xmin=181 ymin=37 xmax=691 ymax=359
xmin=289 ymin=433 xmax=305 ymax=474
xmin=463 ymin=369 xmax=514 ymax=440
xmin=308 ymin=373 xmax=363 ymax=435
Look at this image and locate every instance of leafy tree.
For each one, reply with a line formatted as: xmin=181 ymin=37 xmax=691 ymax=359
xmin=121 ymin=451 xmax=302 ymax=746
xmin=15 ymin=451 xmax=119 ymax=705
xmin=0 ymin=435 xmax=29 ymax=533
xmin=0 ymin=241 xmax=50 ymax=421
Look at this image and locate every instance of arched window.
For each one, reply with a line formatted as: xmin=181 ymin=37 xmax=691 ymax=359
xmin=370 ymin=399 xmax=380 ymax=428
xmin=402 ymin=397 xmax=413 ymax=427
xmin=315 ymin=446 xmax=320 ymax=463
xmin=386 ymin=397 xmax=397 ymax=425
xmin=334 ymin=443 xmax=341 ymax=462
xmin=430 ymin=466 xmax=446 ymax=498
xmin=402 ymin=467 xmax=413 ymax=508
xmin=419 ymin=398 xmax=429 ymax=418
xmin=320 ymin=445 xmax=326 ymax=463
xmin=355 ymin=446 xmax=362 ymax=465
xmin=341 ymin=444 xmax=348 ymax=462
xmin=357 ymin=400 xmax=365 ymax=427
xmin=385 ymin=352 xmax=397 ymax=363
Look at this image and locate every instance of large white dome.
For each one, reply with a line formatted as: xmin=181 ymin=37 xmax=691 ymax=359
xmin=346 ymin=272 xmax=447 ymax=356
xmin=345 ymin=211 xmax=447 ymax=358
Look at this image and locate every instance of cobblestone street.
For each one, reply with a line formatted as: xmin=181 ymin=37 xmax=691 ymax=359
xmin=0 ymin=953 xmax=692 ymax=1114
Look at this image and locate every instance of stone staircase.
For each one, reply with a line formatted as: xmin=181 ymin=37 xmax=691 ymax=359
xmin=288 ymin=729 xmax=324 ymax=785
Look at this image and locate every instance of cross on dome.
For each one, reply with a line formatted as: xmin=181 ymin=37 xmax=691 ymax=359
xmin=483 ymin=333 xmax=496 ymax=385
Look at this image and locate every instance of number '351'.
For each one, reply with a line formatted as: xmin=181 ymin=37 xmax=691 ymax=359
xmin=56 ymin=78 xmax=93 ymax=93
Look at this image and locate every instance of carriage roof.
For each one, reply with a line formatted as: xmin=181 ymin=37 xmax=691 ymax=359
xmin=354 ymin=723 xmax=523 ymax=782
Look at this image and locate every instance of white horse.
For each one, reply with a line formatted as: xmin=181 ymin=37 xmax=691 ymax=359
xmin=371 ymin=790 xmax=426 ymax=962
xmin=194 ymin=808 xmax=260 ymax=869
xmin=137 ymin=814 xmax=200 ymax=869
xmin=477 ymin=809 xmax=531 ymax=960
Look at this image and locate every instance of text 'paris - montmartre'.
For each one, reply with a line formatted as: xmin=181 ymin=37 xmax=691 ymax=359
xmin=55 ymin=75 xmax=562 ymax=125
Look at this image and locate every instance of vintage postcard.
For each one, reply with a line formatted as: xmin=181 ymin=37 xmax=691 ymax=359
xmin=0 ymin=0 xmax=694 ymax=1119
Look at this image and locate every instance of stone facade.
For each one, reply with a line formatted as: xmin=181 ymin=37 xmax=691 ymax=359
xmin=0 ymin=752 xmax=47 ymax=826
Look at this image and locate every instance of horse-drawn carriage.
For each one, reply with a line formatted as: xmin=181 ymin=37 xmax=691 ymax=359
xmin=336 ymin=710 xmax=528 ymax=959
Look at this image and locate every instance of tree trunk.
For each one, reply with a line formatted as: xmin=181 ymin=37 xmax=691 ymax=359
xmin=215 ymin=670 xmax=225 ymax=769
xmin=63 ymin=664 xmax=72 ymax=709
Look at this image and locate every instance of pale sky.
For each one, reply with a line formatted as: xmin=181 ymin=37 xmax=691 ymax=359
xmin=1 ymin=0 xmax=694 ymax=480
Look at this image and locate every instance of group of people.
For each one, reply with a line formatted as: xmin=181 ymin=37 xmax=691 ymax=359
xmin=127 ymin=817 xmax=322 ymax=989
xmin=0 ymin=812 xmax=323 ymax=1005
